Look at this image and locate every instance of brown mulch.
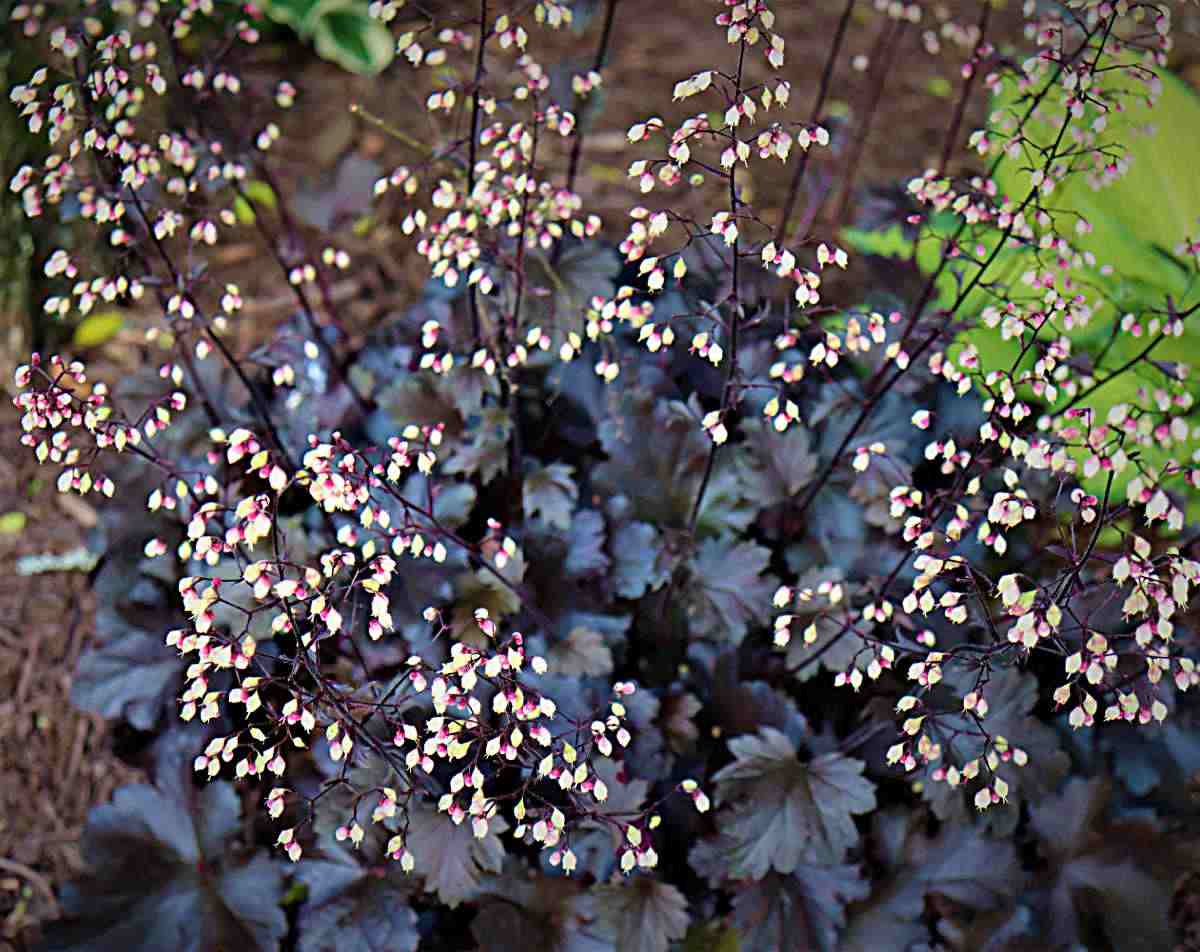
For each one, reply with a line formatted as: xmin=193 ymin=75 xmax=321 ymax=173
xmin=0 ymin=394 xmax=143 ymax=949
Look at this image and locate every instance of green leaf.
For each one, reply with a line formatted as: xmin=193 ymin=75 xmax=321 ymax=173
xmin=262 ymin=0 xmax=330 ymax=30
xmin=993 ymin=68 xmax=1200 ymax=289
xmin=72 ymin=311 xmax=124 ymax=349
xmin=711 ymin=728 xmax=876 ymax=875
xmin=681 ymin=922 xmax=741 ymax=952
xmin=314 ymin=8 xmax=395 ymax=75
xmin=233 ymin=195 xmax=256 ymax=225
xmin=243 ymin=179 xmax=278 ymax=211
xmin=264 ymin=0 xmax=394 ymax=75
xmin=940 ymin=66 xmax=1200 ymax=505
xmin=0 ymin=511 xmax=26 ymax=534
xmin=840 ymin=223 xmax=914 ymax=260
xmin=233 ymin=183 xmax=277 ymax=226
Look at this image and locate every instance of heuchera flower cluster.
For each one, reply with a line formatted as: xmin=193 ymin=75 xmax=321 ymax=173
xmin=9 ymin=0 xmax=1200 ymax=899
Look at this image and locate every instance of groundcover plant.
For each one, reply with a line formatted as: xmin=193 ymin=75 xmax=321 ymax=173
xmin=7 ymin=0 xmax=1200 ymax=949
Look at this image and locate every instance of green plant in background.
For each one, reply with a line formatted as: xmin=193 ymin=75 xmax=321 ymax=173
xmin=262 ymin=0 xmax=394 ymax=75
xmin=845 ymin=66 xmax=1200 ymax=513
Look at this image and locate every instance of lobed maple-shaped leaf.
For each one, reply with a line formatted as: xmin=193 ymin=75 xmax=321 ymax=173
xmin=591 ymin=877 xmax=690 ymax=952
xmin=564 ymin=760 xmax=650 ymax=880
xmin=731 ymin=867 xmax=870 ymax=952
xmin=550 ymin=626 xmax=614 ymax=677
xmin=451 ymin=547 xmax=526 ymax=643
xmin=563 ymin=510 xmax=611 ymax=578
xmin=444 ymin=407 xmax=513 ymax=485
xmin=404 ymin=800 xmax=508 ymax=908
xmin=400 ymin=473 xmax=478 ymax=531
xmin=1029 ymin=777 xmax=1200 ymax=951
xmin=610 ymin=521 xmax=674 ymax=599
xmin=295 ymin=846 xmax=419 ymax=952
xmin=711 ymin=727 xmax=876 ymax=876
xmin=375 ymin=368 xmax=475 ymax=444
xmin=919 ymin=665 xmax=1068 ymax=831
xmin=471 ymin=865 xmax=612 ymax=952
xmin=71 ymin=626 xmax=180 ymax=731
xmin=685 ymin=537 xmax=777 ymax=643
xmin=736 ymin=419 xmax=819 ymax=508
xmin=693 ymin=645 xmax=809 ymax=744
xmin=71 ymin=545 xmax=185 ymax=730
xmin=778 ymin=567 xmax=868 ymax=683
xmin=43 ymin=779 xmax=286 ymax=951
xmin=511 ymin=241 xmax=620 ymax=333
xmin=595 ymin=393 xmax=754 ymax=534
xmin=524 ymin=462 xmax=580 ymax=532
xmin=841 ymin=810 xmax=1025 ymax=951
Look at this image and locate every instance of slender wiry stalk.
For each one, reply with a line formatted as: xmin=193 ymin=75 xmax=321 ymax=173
xmin=937 ymin=0 xmax=992 ymax=176
xmin=502 ymin=119 xmax=541 ymax=506
xmin=792 ymin=17 xmax=1117 ymax=526
xmin=466 ymin=0 xmax=489 ymax=348
xmin=564 ymin=0 xmax=621 ymax=199
xmin=233 ymin=181 xmax=372 ymax=414
xmin=686 ymin=39 xmax=747 ymax=537
xmin=774 ymin=0 xmax=855 ymax=246
xmin=830 ymin=16 xmax=907 ymax=227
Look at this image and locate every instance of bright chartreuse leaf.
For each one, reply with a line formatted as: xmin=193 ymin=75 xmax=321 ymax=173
xmin=72 ymin=311 xmax=124 ymax=349
xmin=844 ymin=67 xmax=1200 ymax=507
xmin=314 ymin=7 xmax=395 ymax=75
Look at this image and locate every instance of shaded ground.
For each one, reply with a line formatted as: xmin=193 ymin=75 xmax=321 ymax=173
xmin=0 ymin=400 xmax=143 ymax=949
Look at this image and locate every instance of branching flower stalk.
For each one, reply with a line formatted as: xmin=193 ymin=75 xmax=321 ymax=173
xmin=8 ymin=2 xmax=1200 ymax=927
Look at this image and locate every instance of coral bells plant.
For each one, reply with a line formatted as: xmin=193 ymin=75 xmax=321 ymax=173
xmin=10 ymin=0 xmax=1200 ymax=949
